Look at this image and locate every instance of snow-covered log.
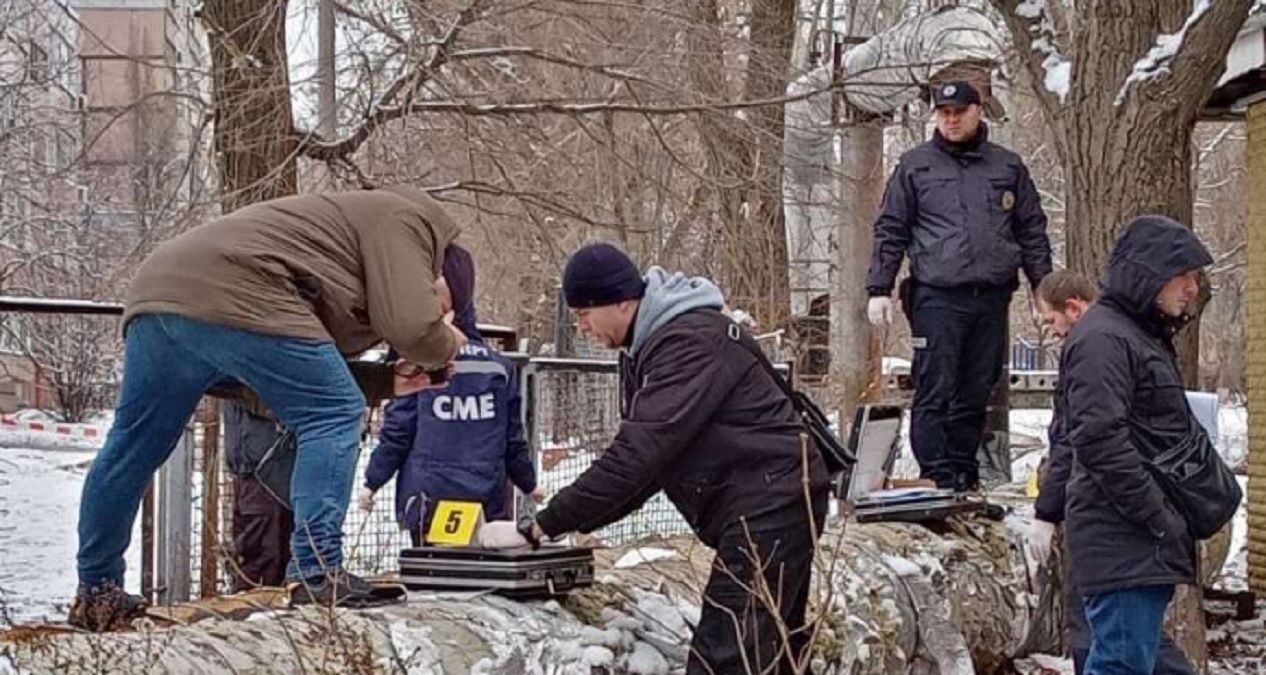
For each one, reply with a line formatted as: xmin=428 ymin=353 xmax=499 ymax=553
xmin=1 ymin=508 xmax=1078 ymax=674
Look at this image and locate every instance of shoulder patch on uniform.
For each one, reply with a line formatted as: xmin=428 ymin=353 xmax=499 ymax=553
xmin=1001 ymin=190 xmax=1016 ymax=210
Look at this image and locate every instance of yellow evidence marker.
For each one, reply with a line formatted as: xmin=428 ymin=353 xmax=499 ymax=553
xmin=426 ymin=500 xmax=484 ymax=546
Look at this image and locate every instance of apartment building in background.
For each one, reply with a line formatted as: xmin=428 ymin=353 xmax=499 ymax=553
xmin=0 ymin=0 xmax=207 ymax=412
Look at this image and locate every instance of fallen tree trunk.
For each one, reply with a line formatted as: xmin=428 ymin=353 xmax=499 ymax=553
xmin=0 ymin=504 xmax=1225 ymax=674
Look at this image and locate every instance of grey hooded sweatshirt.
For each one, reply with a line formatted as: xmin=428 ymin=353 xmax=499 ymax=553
xmin=537 ymin=267 xmax=829 ymax=546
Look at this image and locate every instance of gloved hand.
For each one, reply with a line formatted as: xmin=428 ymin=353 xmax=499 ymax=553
xmin=867 ymin=297 xmax=894 ymax=327
xmin=476 ymin=520 xmax=530 ymax=549
xmin=357 ymin=487 xmax=376 ymax=513
xmin=530 ymin=487 xmax=547 ymax=504
xmin=1024 ymin=518 xmax=1057 ymax=572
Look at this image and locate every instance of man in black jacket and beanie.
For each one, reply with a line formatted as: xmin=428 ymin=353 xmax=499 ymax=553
xmin=1062 ymin=215 xmax=1212 ymax=674
xmin=521 ymin=243 xmax=830 ymax=675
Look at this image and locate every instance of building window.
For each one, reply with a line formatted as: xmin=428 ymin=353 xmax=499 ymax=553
xmin=28 ymin=41 xmax=49 ymax=83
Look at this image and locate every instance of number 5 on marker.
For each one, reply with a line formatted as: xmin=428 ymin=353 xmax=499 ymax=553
xmin=426 ymin=500 xmax=483 ymax=546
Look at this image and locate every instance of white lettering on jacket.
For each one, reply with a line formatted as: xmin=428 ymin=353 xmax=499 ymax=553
xmin=433 ymin=393 xmax=496 ymax=421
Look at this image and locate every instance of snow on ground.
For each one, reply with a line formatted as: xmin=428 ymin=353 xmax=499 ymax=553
xmin=0 ymin=446 xmax=140 ymax=625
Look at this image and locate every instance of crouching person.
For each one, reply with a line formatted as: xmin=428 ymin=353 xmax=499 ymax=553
xmin=359 ymin=244 xmax=542 ymax=543
xmin=72 ymin=187 xmax=466 ymax=630
xmin=519 ymin=243 xmax=830 ymax=674
xmin=1062 ymin=215 xmax=1213 ymax=674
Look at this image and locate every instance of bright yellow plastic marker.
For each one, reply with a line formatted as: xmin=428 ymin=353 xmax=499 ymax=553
xmin=1026 ymin=471 xmax=1040 ymax=499
xmin=426 ymin=500 xmax=483 ymax=546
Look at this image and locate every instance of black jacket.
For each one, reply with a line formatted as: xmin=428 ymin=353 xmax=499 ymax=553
xmin=866 ymin=125 xmax=1052 ymax=295
xmin=1034 ymin=390 xmax=1072 ymax=524
xmin=223 ymin=400 xmax=296 ymax=507
xmin=1062 ymin=215 xmax=1213 ymax=596
xmin=536 ymin=271 xmax=829 ymax=547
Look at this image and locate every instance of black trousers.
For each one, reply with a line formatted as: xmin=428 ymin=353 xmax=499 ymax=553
xmin=908 ymin=282 xmax=1010 ymax=490
xmin=687 ymin=504 xmax=824 ymax=675
xmin=230 ymin=475 xmax=294 ymax=592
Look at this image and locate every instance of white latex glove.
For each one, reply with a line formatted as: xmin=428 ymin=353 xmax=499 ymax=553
xmin=476 ymin=520 xmax=530 ymax=549
xmin=867 ymin=297 xmax=893 ymax=327
xmin=530 ymin=487 xmax=547 ymax=504
xmin=357 ymin=487 xmax=376 ymax=513
xmin=1024 ymin=519 xmax=1057 ymax=571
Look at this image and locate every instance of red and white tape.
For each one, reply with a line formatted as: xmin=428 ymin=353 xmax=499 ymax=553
xmin=0 ymin=415 xmax=104 ymax=439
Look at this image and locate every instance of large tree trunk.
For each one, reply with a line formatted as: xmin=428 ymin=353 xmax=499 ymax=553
xmin=197 ymin=0 xmax=298 ymax=594
xmin=688 ymin=0 xmax=795 ymax=329
xmin=201 ymin=0 xmax=298 ymax=211
xmin=727 ymin=0 xmax=796 ymax=330
xmin=1 ymin=515 xmax=1063 ymax=674
xmin=992 ymin=1 xmax=1255 ymax=669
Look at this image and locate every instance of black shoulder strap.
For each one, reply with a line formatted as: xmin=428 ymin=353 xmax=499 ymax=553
xmin=723 ymin=319 xmax=798 ymax=404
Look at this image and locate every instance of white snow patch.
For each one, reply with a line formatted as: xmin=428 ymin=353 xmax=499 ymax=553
xmin=1020 ymin=5 xmax=1072 ymax=103
xmin=614 ymin=547 xmax=678 ymax=569
xmin=880 ymin=554 xmax=922 ymax=577
xmin=1042 ymin=56 xmax=1072 ymax=103
xmin=579 ymin=626 xmax=625 ymax=649
xmin=0 ymin=447 xmax=141 ymax=624
xmin=626 ymin=641 xmax=670 ymax=675
xmin=0 ymin=428 xmax=103 ymax=452
xmin=1016 ymin=0 xmax=1045 ymax=19
xmin=1115 ymin=0 xmax=1213 ymax=105
xmin=632 ymin=591 xmax=690 ymax=638
xmin=581 ymin=645 xmax=616 ymax=668
xmin=1030 ymin=37 xmax=1071 ymax=104
xmin=385 ymin=620 xmax=441 ymax=673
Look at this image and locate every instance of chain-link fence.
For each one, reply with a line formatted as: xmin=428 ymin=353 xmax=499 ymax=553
xmin=524 ymin=358 xmax=695 ymax=546
xmin=180 ymin=404 xmax=414 ymax=599
xmin=161 ymin=350 xmax=794 ymax=600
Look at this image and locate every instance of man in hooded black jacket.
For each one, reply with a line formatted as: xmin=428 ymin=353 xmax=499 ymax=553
xmin=1061 ymin=215 xmax=1212 ymax=674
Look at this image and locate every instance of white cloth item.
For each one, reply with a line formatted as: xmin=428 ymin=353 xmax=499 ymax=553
xmin=357 ymin=487 xmax=375 ymax=513
xmin=867 ymin=297 xmax=894 ymax=327
xmin=476 ymin=520 xmax=530 ymax=549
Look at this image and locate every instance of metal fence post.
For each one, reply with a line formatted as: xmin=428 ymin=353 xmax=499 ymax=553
xmin=200 ymin=400 xmax=221 ymax=598
xmin=155 ymin=424 xmax=194 ymax=604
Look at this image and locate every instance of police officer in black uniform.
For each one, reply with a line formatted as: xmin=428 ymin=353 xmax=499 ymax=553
xmin=865 ymin=81 xmax=1052 ymax=491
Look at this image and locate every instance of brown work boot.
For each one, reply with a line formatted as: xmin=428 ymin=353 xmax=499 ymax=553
xmin=67 ymin=582 xmax=148 ymax=632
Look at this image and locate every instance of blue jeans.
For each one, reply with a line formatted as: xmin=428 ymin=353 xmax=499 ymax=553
xmin=77 ymin=313 xmax=365 ymax=587
xmin=1069 ymin=575 xmax=1194 ymax=674
xmin=1083 ymin=585 xmax=1191 ymax=675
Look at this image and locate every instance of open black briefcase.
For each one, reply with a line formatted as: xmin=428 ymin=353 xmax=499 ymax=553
xmin=398 ymin=545 xmax=595 ymax=599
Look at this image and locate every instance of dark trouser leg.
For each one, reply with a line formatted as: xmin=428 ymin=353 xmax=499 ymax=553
xmin=687 ymin=518 xmax=820 ymax=675
xmin=945 ymin=292 xmax=1008 ymax=490
xmin=230 ymin=475 xmax=294 ymax=592
xmin=1065 ymin=534 xmax=1091 ymax=673
xmin=909 ymin=285 xmax=974 ymax=488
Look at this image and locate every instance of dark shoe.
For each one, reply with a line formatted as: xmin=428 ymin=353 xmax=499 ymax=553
xmin=289 ymin=570 xmax=389 ymax=608
xmin=67 ymin=582 xmax=148 ymax=632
